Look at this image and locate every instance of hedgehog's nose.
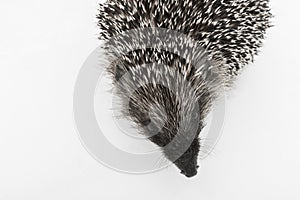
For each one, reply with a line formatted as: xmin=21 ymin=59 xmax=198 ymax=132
xmin=181 ymin=169 xmax=197 ymax=178
xmin=180 ymin=165 xmax=199 ymax=178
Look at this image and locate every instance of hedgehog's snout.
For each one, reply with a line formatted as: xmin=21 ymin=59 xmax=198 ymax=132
xmin=180 ymin=165 xmax=199 ymax=178
xmin=173 ymin=139 xmax=200 ymax=178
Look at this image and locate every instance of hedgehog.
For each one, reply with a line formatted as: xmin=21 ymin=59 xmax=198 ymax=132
xmin=97 ymin=0 xmax=272 ymax=177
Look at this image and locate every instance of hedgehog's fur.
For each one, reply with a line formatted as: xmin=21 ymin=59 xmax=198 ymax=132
xmin=97 ymin=0 xmax=271 ymax=177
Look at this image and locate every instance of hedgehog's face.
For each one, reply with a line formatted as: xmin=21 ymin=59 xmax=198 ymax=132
xmin=165 ymin=104 xmax=202 ymax=178
xmin=128 ymin=82 xmax=206 ymax=178
xmin=174 ymin=139 xmax=200 ymax=178
xmin=116 ymin=61 xmax=212 ymax=177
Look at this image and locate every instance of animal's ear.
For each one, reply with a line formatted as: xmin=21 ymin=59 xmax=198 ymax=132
xmin=114 ymin=63 xmax=126 ymax=81
xmin=128 ymin=97 xmax=152 ymax=128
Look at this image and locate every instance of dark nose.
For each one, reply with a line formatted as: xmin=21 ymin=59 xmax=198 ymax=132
xmin=185 ymin=170 xmax=197 ymax=178
xmin=181 ymin=167 xmax=198 ymax=178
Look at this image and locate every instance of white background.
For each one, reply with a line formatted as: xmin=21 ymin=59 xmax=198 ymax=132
xmin=0 ymin=0 xmax=299 ymax=199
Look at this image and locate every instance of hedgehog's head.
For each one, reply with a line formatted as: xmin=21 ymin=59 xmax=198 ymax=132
xmin=116 ymin=62 xmax=213 ymax=178
xmin=127 ymin=81 xmax=207 ymax=178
